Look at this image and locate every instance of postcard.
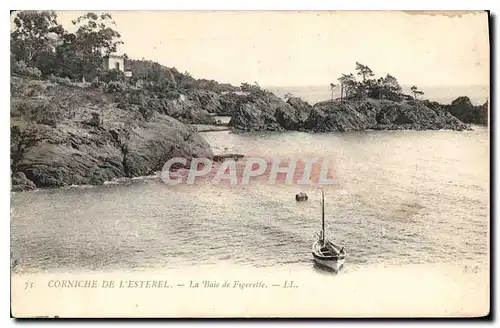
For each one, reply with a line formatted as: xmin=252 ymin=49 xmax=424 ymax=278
xmin=10 ymin=10 xmax=490 ymax=318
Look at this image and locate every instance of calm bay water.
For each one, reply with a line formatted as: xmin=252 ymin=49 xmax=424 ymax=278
xmin=10 ymin=126 xmax=489 ymax=274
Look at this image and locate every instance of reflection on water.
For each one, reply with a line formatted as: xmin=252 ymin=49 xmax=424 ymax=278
xmin=312 ymin=262 xmax=341 ymax=276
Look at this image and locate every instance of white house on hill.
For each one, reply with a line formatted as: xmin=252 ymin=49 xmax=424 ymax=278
xmin=103 ymin=54 xmax=124 ymax=71
xmin=103 ymin=54 xmax=133 ymax=77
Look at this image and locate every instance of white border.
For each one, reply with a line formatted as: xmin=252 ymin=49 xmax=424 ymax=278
xmin=3 ymin=0 xmax=497 ymax=327
xmin=4 ymin=0 xmax=499 ymax=10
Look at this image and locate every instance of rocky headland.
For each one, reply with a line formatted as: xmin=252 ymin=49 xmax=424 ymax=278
xmin=226 ymin=88 xmax=487 ymax=133
xmin=10 ymin=76 xmax=216 ymax=191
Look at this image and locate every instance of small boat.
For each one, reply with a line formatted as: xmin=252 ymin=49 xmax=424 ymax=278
xmin=312 ymin=190 xmax=346 ymax=271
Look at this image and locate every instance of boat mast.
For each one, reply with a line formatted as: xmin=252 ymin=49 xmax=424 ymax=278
xmin=321 ymin=190 xmax=325 ymax=242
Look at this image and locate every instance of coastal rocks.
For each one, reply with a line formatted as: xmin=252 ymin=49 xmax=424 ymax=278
xmin=229 ymin=102 xmax=282 ymax=131
xmin=295 ymin=192 xmax=308 ymax=201
xmin=144 ymin=94 xmax=217 ymax=125
xmin=447 ymin=96 xmax=476 ymax=123
xmin=305 ymin=100 xmax=378 ymax=132
xmin=117 ymin=88 xmax=218 ymax=125
xmin=12 ymin=114 xmax=213 ymax=189
xmin=287 ymin=97 xmax=312 ymax=112
xmin=218 ymin=92 xmax=250 ymax=116
xmin=307 ymin=98 xmax=469 ymax=132
xmin=229 ymin=92 xmax=471 ymax=132
xmin=375 ymin=100 xmax=469 ymax=131
xmin=181 ymin=106 xmax=217 ymax=125
xmin=120 ymin=113 xmax=214 ymax=178
xmin=446 ymin=96 xmax=488 ymax=125
xmin=11 ymin=172 xmax=36 ymax=191
xmin=12 ymin=123 xmax=126 ymax=188
xmin=275 ymin=105 xmax=310 ymax=131
xmin=180 ymin=90 xmax=251 ymax=118
xmin=212 ymin=153 xmax=245 ymax=163
xmin=187 ymin=89 xmax=222 ymax=114
xmin=10 ymin=77 xmax=214 ymax=189
xmin=476 ymin=101 xmax=489 ymax=125
xmin=229 ymin=91 xmax=290 ymax=131
xmin=274 ymin=97 xmax=312 ymax=130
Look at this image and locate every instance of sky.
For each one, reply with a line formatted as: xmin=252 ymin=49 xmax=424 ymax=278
xmin=53 ymin=11 xmax=490 ymax=88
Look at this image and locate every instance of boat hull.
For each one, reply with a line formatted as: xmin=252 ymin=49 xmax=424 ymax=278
xmin=312 ymin=240 xmax=346 ymax=272
xmin=313 ymin=256 xmax=346 ymax=271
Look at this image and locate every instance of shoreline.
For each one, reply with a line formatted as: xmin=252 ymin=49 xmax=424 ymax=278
xmin=10 ymin=125 xmax=488 ymax=193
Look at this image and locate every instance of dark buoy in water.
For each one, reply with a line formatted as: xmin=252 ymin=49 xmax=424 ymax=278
xmin=296 ymin=192 xmax=308 ymax=201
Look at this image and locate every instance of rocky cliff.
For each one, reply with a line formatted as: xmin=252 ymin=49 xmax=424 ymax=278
xmin=228 ymin=90 xmax=470 ymax=132
xmin=11 ymin=77 xmax=213 ymax=190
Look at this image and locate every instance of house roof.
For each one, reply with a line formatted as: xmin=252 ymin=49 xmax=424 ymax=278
xmin=103 ymin=54 xmax=125 ymax=59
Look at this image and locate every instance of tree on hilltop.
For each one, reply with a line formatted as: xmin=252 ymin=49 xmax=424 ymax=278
xmin=411 ymin=85 xmax=424 ymax=100
xmin=379 ymin=74 xmax=403 ymax=101
xmin=355 ymin=62 xmax=374 ymax=84
xmin=337 ymin=73 xmax=356 ymax=101
xmin=329 ymin=83 xmax=336 ymax=101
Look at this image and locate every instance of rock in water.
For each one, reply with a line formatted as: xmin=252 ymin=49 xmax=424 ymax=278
xmin=276 ymin=97 xmax=311 ymax=131
xmin=296 ymin=192 xmax=308 ymax=201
